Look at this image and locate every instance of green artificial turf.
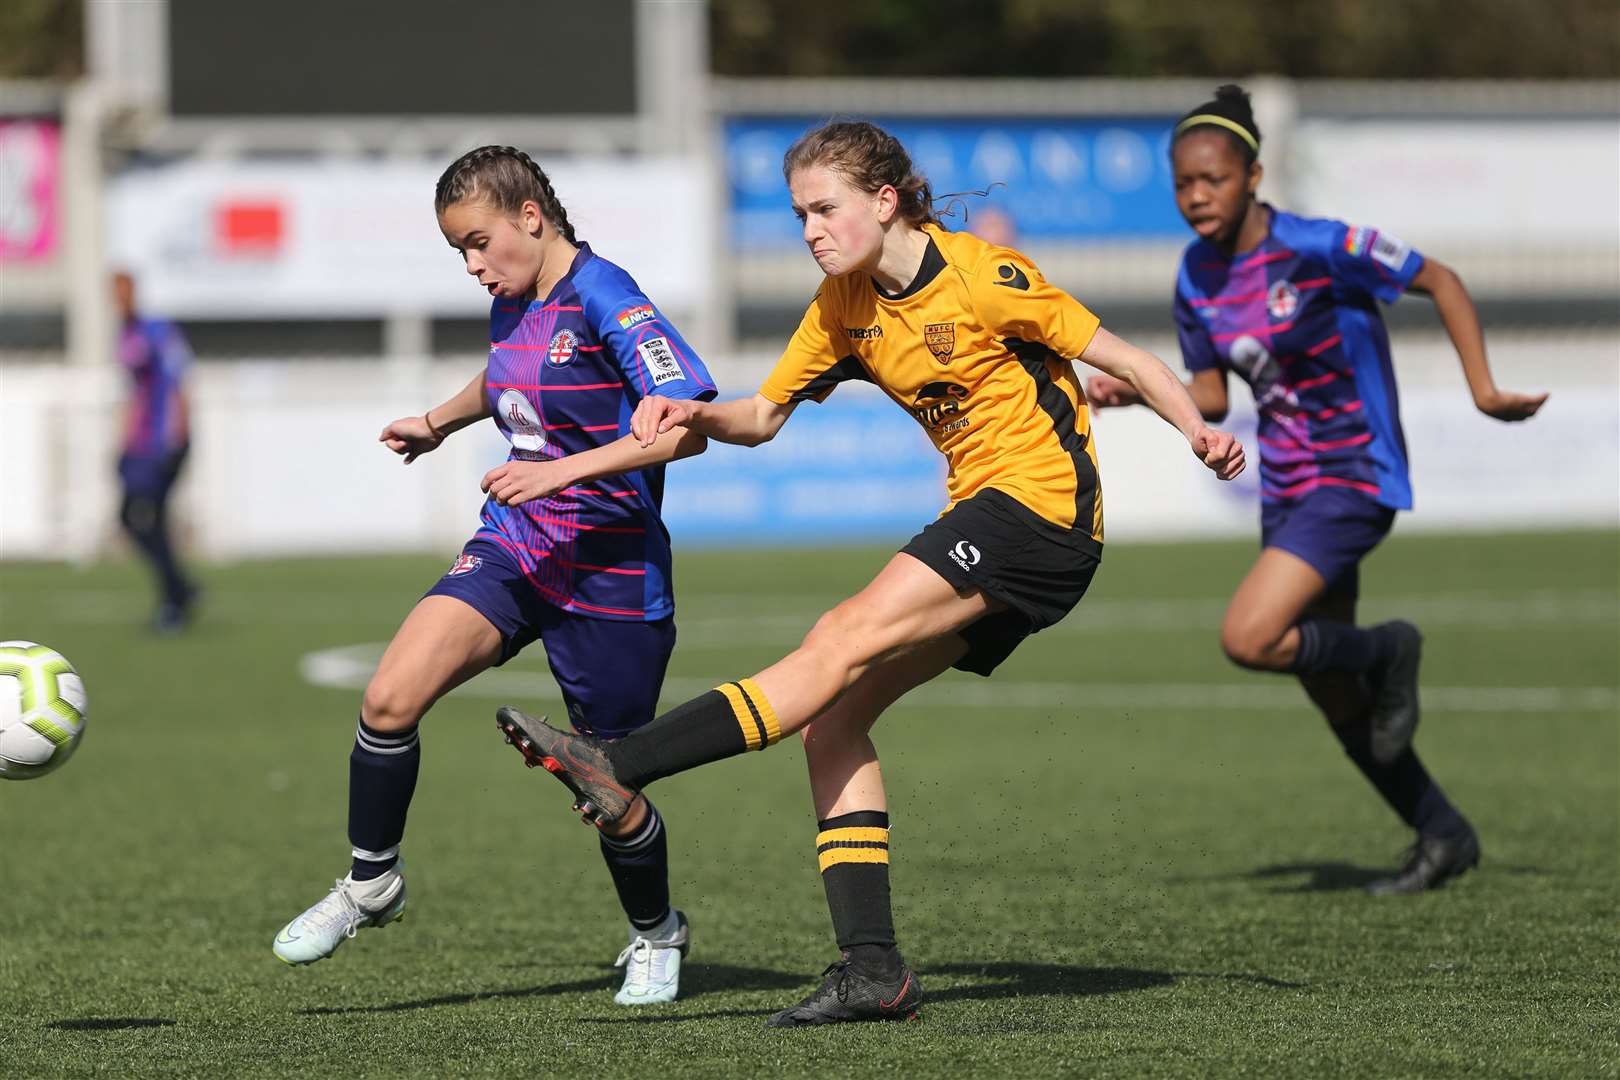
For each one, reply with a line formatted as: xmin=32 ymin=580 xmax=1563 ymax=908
xmin=2 ymin=529 xmax=1615 ymax=1077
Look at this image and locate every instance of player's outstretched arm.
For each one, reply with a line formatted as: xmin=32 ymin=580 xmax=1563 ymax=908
xmin=1086 ymin=368 xmax=1228 ymax=421
xmin=380 ymin=370 xmax=491 ymax=463
xmin=1081 ymin=328 xmax=1246 ymax=481
xmin=482 ymin=427 xmax=708 ymax=507
xmin=632 ymin=393 xmax=796 ymax=449
xmin=1408 ymin=259 xmax=1547 ymax=422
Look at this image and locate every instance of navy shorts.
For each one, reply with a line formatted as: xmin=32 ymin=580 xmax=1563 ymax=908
xmin=425 ymin=539 xmax=675 ymax=739
xmin=1261 ymin=487 xmax=1396 ymax=599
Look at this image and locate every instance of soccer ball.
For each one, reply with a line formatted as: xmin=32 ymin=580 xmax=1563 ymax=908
xmin=0 ymin=641 xmax=88 ymax=780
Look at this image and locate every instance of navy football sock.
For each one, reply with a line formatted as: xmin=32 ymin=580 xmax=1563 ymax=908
xmin=599 ymin=800 xmax=672 ymax=931
xmin=1292 ymin=619 xmax=1390 ymax=676
xmin=1333 ymin=723 xmax=1468 ymax=839
xmin=348 ymin=716 xmax=421 ymax=880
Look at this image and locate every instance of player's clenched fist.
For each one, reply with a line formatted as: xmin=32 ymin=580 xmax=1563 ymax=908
xmin=631 ymin=395 xmax=699 ymax=447
xmin=1191 ymin=427 xmax=1246 ymax=481
xmin=379 ymin=415 xmax=444 ymax=464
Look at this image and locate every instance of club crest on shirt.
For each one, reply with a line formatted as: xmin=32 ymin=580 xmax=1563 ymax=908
xmin=547 ymin=329 xmax=578 ymax=367
xmin=446 ymin=553 xmax=482 ymax=577
xmin=1267 ymin=280 xmax=1299 ymax=321
xmin=924 ymin=322 xmax=956 ymax=364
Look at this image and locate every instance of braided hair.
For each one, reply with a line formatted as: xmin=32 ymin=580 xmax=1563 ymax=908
xmin=434 ymin=145 xmax=577 ymax=243
xmin=783 ymin=120 xmax=940 ymax=227
xmin=1172 ymin=85 xmax=1262 ymax=166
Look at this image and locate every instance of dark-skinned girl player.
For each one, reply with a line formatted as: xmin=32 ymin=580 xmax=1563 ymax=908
xmin=1088 ymin=86 xmax=1546 ymax=895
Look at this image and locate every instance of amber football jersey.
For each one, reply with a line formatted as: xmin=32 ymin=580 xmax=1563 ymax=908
xmin=759 ymin=223 xmax=1104 ymax=541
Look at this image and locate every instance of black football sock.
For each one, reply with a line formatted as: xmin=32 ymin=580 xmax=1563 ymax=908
xmin=348 ymin=715 xmax=421 ymax=881
xmin=1291 ymin=619 xmax=1393 ymax=676
xmin=1333 ymin=723 xmax=1468 ymax=839
xmin=817 ymin=811 xmax=901 ymax=978
xmin=605 ymin=680 xmax=782 ymax=789
xmin=599 ymin=800 xmax=672 ymax=932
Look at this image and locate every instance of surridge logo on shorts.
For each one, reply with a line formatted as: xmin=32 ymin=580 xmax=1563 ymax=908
xmin=446 ymin=553 xmax=482 ymax=577
xmin=948 ymin=540 xmax=982 ymax=571
xmin=924 ymin=322 xmax=956 ymax=364
xmin=547 ymin=329 xmax=578 ymax=366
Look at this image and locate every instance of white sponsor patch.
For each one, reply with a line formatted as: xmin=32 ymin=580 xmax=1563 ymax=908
xmin=1370 ymin=231 xmax=1411 ymax=271
xmin=637 ymin=336 xmax=685 ymax=386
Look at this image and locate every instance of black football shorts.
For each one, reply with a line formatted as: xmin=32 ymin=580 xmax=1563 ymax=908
xmin=900 ymin=487 xmax=1102 ymax=676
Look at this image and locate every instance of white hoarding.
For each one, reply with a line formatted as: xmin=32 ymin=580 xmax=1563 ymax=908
xmin=1291 ymin=120 xmax=1620 ymax=251
xmin=106 ymin=157 xmax=709 ymax=317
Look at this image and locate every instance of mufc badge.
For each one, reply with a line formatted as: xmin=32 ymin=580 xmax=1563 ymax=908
xmin=924 ymin=322 xmax=956 ymax=364
xmin=1266 ymin=280 xmax=1299 ymax=321
xmin=446 ymin=553 xmax=482 ymax=577
xmin=547 ymin=328 xmax=578 ymax=367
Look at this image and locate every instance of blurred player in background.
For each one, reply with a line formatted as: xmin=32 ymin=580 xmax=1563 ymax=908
xmin=272 ymin=146 xmax=717 ymax=1006
xmin=495 ymin=120 xmax=1245 ymax=1026
xmin=1087 ymin=85 xmax=1548 ymax=894
xmin=113 ymin=270 xmax=198 ymax=634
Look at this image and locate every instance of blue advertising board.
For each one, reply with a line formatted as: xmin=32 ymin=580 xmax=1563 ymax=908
xmin=662 ymin=387 xmax=947 ymax=546
xmin=726 ymin=115 xmax=1185 ymax=250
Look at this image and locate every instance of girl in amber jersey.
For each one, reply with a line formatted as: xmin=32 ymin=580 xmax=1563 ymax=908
xmin=496 ymin=120 xmax=1245 ymax=1026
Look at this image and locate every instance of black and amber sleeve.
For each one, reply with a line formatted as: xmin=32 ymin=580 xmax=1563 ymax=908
xmin=758 ymin=284 xmax=872 ymax=405
xmin=970 ymin=248 xmax=1101 ymax=360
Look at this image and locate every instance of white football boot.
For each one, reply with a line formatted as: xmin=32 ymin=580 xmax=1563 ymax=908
xmin=273 ymin=862 xmax=406 ymax=965
xmin=613 ymin=909 xmax=689 ymax=1005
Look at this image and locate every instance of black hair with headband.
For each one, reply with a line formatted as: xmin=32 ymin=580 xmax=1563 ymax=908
xmin=1173 ymin=84 xmax=1262 ymax=165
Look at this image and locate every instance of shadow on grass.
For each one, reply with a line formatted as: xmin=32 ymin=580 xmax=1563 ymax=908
xmin=577 ymin=962 xmax=1302 ymax=1025
xmin=298 ymin=962 xmax=804 ymax=1016
xmin=48 ymin=1018 xmax=177 ymax=1032
xmin=1243 ymin=861 xmax=1391 ymax=892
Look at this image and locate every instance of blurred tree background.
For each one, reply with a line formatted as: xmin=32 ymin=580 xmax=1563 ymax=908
xmin=711 ymin=0 xmax=1620 ymax=79
xmin=2 ymin=0 xmax=1616 ymax=81
xmin=0 ymin=0 xmax=81 ymax=79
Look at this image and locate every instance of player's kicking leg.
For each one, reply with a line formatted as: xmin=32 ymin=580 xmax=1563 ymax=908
xmin=274 ymin=595 xmax=501 ymax=964
xmin=495 ymin=551 xmax=998 ymax=824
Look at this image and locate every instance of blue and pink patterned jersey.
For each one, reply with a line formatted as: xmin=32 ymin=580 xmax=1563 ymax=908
xmin=118 ymin=317 xmax=190 ymax=457
xmin=477 ymin=243 xmax=716 ymax=622
xmin=1175 ymin=207 xmax=1423 ymax=510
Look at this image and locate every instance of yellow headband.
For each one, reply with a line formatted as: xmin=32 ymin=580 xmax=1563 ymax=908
xmin=1175 ymin=114 xmax=1259 ymax=154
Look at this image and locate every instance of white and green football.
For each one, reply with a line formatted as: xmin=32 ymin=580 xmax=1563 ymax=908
xmin=0 ymin=641 xmax=87 ymax=780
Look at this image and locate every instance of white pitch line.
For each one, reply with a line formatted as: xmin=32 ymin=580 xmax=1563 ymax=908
xmin=297 ymin=642 xmax=1620 ymax=715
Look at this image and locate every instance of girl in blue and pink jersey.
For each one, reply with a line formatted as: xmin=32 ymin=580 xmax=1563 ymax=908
xmin=272 ymin=146 xmax=716 ymax=1005
xmin=114 ymin=270 xmax=198 ymax=633
xmin=1088 ymin=86 xmax=1547 ymax=894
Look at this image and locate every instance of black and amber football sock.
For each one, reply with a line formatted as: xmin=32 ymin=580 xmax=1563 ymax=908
xmin=817 ymin=810 xmax=902 ymax=978
xmin=606 ymin=679 xmax=783 ymax=789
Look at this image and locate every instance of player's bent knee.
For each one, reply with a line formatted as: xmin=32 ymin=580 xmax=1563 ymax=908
xmin=800 ymin=605 xmax=886 ymax=672
xmin=1219 ymin=620 xmax=1276 ymax=670
xmin=360 ymin=677 xmax=428 ymax=733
